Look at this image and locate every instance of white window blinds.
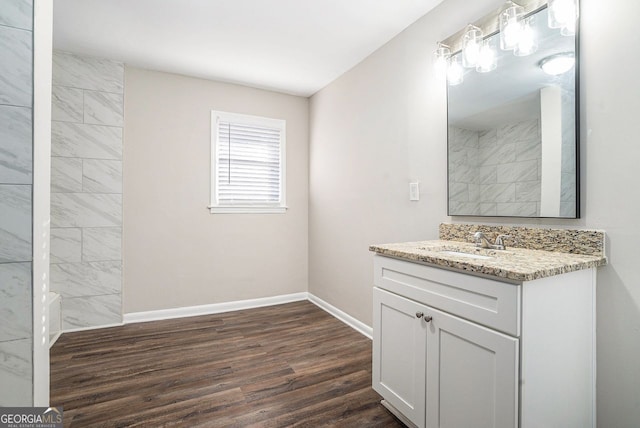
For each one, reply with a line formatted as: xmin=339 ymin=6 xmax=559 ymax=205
xmin=211 ymin=111 xmax=286 ymax=213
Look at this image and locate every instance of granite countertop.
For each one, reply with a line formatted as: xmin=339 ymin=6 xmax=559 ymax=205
xmin=369 ymin=240 xmax=607 ymax=282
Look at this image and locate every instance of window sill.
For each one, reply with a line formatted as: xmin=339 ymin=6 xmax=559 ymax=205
xmin=208 ymin=205 xmax=288 ymax=214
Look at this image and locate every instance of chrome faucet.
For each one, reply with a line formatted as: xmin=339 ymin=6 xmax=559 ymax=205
xmin=472 ymin=232 xmax=511 ymax=250
xmin=493 ymin=234 xmax=510 ymax=250
xmin=473 ymin=232 xmax=493 ymax=249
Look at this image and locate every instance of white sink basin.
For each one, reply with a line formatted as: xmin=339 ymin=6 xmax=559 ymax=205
xmin=439 ymin=250 xmax=494 ymax=260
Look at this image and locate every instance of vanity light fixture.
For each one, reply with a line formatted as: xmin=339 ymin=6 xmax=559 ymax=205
xmin=539 ymin=52 xmax=575 ymax=75
xmin=548 ymin=0 xmax=578 ymax=35
xmin=434 ymin=43 xmax=451 ymax=77
xmin=437 ymin=0 xmax=578 ymax=86
xmin=462 ymin=25 xmax=483 ymax=68
xmin=447 ymin=55 xmax=464 ymax=85
xmin=499 ymin=1 xmax=525 ymax=51
xmin=476 ymin=40 xmax=497 ymax=72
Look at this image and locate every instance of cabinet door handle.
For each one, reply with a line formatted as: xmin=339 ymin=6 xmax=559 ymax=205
xmin=424 ymin=315 xmax=433 ymax=323
xmin=416 ymin=312 xmax=424 ymax=319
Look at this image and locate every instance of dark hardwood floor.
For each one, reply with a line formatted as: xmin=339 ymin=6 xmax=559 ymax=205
xmin=50 ymin=300 xmax=404 ymax=427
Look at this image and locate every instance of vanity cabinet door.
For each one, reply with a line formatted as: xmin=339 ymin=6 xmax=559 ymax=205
xmin=425 ymin=307 xmax=519 ymax=428
xmin=373 ymin=287 xmax=428 ymax=428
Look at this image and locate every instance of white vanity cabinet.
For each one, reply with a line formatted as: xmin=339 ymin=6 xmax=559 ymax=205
xmin=372 ymin=255 xmax=596 ymax=428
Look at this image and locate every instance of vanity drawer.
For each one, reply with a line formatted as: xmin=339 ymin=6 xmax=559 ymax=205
xmin=374 ymin=255 xmax=521 ymax=336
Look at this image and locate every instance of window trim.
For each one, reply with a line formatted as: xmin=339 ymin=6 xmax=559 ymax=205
xmin=209 ymin=110 xmax=287 ymax=214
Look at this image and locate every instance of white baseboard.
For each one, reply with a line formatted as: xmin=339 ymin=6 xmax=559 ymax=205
xmin=307 ymin=293 xmax=373 ymax=339
xmin=123 ymin=292 xmax=308 ymax=324
xmin=63 ymin=322 xmax=124 ymax=334
xmin=69 ymin=292 xmax=372 ymax=341
xmin=48 ymin=331 xmax=62 ymax=348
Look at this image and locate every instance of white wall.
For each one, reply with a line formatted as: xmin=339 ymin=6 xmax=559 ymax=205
xmin=309 ymin=0 xmax=640 ymax=426
xmin=310 ymin=0 xmax=500 ymax=329
xmin=579 ymin=1 xmax=640 ymax=425
xmin=33 ymin=0 xmax=53 ymax=405
xmin=123 ymin=67 xmax=309 ymax=313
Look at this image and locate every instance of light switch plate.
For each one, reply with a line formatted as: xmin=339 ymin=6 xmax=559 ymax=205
xmin=409 ymin=182 xmax=419 ymax=201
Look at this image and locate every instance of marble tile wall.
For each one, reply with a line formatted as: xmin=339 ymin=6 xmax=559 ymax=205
xmin=560 ymin=87 xmax=577 ymax=217
xmin=50 ymin=50 xmax=124 ymax=331
xmin=448 ymin=126 xmax=480 ymax=214
xmin=0 ymin=0 xmax=33 ymax=406
xmin=449 ymin=119 xmax=542 ymax=217
xmin=478 ymin=119 xmax=541 ymax=217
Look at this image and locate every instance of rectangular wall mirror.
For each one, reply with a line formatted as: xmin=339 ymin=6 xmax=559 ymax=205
xmin=447 ymin=5 xmax=579 ymax=218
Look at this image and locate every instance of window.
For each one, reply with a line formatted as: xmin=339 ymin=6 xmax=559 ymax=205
xmin=210 ymin=111 xmax=286 ymax=213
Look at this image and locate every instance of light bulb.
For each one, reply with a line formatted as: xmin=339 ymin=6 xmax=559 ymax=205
xmin=514 ymin=20 xmax=537 ymax=56
xmin=448 ymin=56 xmax=464 ymax=85
xmin=503 ymin=21 xmax=523 ymax=49
xmin=548 ymin=0 xmax=578 ymax=29
xmin=499 ymin=1 xmax=524 ymax=50
xmin=476 ymin=42 xmax=497 ymax=73
xmin=433 ymin=44 xmax=451 ymax=77
xmin=462 ymin=25 xmax=483 ymax=68
xmin=464 ymin=40 xmax=480 ymax=66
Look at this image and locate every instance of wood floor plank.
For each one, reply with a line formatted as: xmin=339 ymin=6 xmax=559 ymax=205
xmin=51 ymin=301 xmax=404 ymax=427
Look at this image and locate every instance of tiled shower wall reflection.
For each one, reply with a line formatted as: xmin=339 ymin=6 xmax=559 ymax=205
xmin=449 ymin=119 xmax=542 ymax=217
xmin=560 ymin=88 xmax=576 ymax=217
xmin=0 ymin=0 xmax=34 ymax=405
xmin=50 ymin=51 xmax=124 ymax=330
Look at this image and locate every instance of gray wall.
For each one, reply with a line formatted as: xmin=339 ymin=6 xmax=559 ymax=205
xmin=0 ymin=0 xmax=34 ymax=406
xmin=309 ymin=0 xmax=640 ymax=425
xmin=50 ymin=51 xmax=124 ymax=330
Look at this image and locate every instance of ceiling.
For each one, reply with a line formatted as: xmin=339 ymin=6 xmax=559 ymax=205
xmin=53 ymin=0 xmax=444 ymax=97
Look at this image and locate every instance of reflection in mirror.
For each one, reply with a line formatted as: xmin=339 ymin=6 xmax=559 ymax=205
xmin=447 ymin=7 xmax=578 ymax=218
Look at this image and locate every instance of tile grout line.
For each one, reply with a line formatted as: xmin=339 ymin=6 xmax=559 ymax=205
xmin=52 ymin=84 xmax=124 ymax=97
xmin=52 ymin=118 xmax=124 ymax=130
xmin=0 ymin=22 xmax=33 ymax=33
xmin=0 ymin=102 xmax=32 ymax=109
